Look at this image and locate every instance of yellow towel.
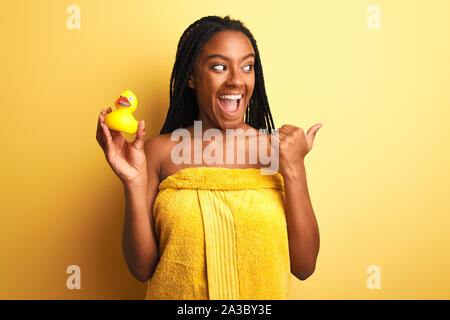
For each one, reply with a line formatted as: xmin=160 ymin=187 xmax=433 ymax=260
xmin=145 ymin=167 xmax=291 ymax=300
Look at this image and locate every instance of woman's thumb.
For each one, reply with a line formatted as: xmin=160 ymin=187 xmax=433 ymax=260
xmin=133 ymin=120 xmax=146 ymax=150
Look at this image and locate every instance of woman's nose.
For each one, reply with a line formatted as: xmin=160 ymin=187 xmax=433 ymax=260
xmin=226 ymin=68 xmax=245 ymax=87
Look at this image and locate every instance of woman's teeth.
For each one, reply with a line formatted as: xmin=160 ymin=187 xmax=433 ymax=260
xmin=219 ymin=94 xmax=243 ymax=100
xmin=218 ymin=94 xmax=242 ymax=113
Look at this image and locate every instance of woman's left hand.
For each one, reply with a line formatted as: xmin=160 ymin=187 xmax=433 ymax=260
xmin=272 ymin=123 xmax=323 ymax=177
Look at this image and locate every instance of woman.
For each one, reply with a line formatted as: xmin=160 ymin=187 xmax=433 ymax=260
xmin=96 ymin=15 xmax=322 ymax=299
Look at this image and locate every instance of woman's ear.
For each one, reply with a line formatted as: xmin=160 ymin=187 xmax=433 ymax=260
xmin=188 ymin=74 xmax=195 ymax=89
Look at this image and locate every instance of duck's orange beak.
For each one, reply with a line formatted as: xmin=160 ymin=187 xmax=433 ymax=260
xmin=118 ymin=96 xmax=131 ymax=107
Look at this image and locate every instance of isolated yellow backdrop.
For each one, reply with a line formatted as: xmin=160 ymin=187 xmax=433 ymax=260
xmin=1 ymin=0 xmax=449 ymax=299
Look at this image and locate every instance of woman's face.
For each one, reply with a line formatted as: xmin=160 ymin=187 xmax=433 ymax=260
xmin=188 ymin=30 xmax=256 ymax=131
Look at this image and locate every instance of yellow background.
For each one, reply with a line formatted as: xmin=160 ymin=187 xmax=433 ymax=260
xmin=1 ymin=0 xmax=449 ymax=299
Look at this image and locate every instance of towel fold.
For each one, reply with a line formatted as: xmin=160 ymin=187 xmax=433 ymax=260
xmin=145 ymin=167 xmax=291 ymax=300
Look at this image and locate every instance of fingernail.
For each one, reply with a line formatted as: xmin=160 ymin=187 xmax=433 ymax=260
xmin=142 ymin=120 xmax=145 ymax=129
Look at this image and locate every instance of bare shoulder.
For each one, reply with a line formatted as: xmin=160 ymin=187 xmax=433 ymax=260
xmin=144 ymin=133 xmax=174 ymax=181
xmin=144 ymin=134 xmax=171 ymax=154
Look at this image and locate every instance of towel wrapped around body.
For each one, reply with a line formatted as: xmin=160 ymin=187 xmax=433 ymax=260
xmin=145 ymin=167 xmax=291 ymax=300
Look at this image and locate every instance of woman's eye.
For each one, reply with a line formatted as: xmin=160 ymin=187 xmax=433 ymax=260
xmin=213 ymin=64 xmax=253 ymax=71
xmin=213 ymin=65 xmax=225 ymax=71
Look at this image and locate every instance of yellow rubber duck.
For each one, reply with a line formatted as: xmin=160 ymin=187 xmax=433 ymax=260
xmin=104 ymin=90 xmax=139 ymax=134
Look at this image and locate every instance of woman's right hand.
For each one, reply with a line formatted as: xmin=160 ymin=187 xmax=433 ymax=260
xmin=96 ymin=107 xmax=148 ymax=186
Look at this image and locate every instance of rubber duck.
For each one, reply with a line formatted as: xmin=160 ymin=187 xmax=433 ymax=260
xmin=104 ymin=90 xmax=139 ymax=134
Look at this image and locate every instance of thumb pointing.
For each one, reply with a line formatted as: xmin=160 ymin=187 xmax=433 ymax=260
xmin=306 ymin=123 xmax=322 ymax=149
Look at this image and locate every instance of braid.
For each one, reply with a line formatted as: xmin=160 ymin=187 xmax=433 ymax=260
xmin=160 ymin=15 xmax=276 ymax=134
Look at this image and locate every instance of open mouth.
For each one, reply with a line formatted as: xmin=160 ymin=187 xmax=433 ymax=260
xmin=218 ymin=95 xmax=242 ymax=117
xmin=118 ymin=96 xmax=131 ymax=107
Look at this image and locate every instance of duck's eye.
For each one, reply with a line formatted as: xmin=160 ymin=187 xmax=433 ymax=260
xmin=120 ymin=95 xmax=123 ymax=97
xmin=129 ymin=96 xmax=133 ymax=100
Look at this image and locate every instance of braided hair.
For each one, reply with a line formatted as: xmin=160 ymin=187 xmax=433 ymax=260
xmin=160 ymin=15 xmax=276 ymax=134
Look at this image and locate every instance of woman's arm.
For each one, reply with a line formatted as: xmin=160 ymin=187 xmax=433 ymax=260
xmin=272 ymin=123 xmax=322 ymax=281
xmin=283 ymin=162 xmax=320 ymax=281
xmin=121 ymin=137 xmax=161 ymax=282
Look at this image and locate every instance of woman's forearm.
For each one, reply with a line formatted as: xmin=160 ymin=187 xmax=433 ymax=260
xmin=283 ymin=162 xmax=320 ymax=280
xmin=122 ymin=180 xmax=159 ymax=282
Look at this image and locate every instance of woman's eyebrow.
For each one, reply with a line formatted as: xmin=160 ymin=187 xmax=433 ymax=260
xmin=205 ymin=53 xmax=255 ymax=62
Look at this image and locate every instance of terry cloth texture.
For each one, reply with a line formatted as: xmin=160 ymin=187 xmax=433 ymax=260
xmin=145 ymin=167 xmax=291 ymax=300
